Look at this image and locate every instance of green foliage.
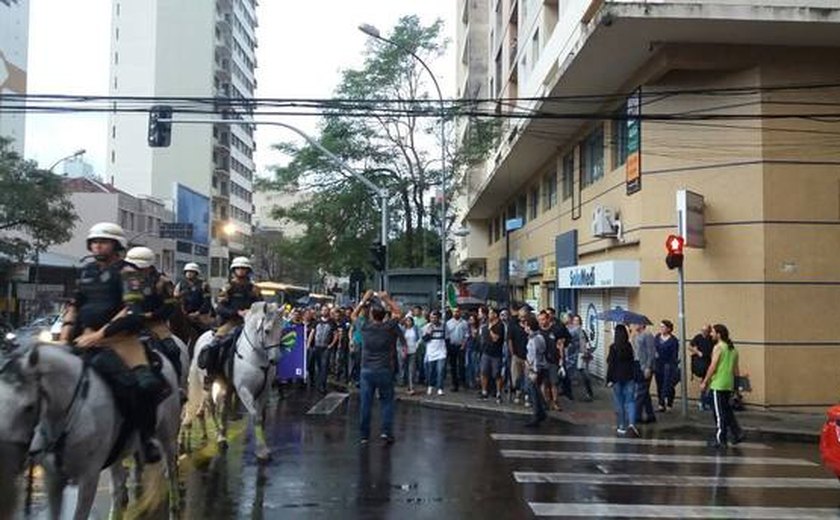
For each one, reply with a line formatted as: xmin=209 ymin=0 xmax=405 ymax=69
xmin=0 ymin=137 xmax=78 ymax=260
xmin=262 ymin=15 xmax=497 ymax=278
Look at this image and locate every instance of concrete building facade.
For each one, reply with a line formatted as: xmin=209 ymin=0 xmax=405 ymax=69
xmin=458 ymin=0 xmax=840 ymax=406
xmin=0 ymin=0 xmax=29 ymax=154
xmin=107 ymin=0 xmax=258 ymax=290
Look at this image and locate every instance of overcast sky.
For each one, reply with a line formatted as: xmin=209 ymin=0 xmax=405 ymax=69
xmin=25 ymin=0 xmax=456 ymax=180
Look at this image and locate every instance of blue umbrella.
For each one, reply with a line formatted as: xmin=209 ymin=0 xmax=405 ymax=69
xmin=596 ymin=308 xmax=652 ymax=325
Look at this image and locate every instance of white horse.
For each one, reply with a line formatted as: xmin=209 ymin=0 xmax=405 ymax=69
xmin=182 ymin=302 xmax=285 ymax=460
xmin=0 ymin=344 xmax=182 ymax=519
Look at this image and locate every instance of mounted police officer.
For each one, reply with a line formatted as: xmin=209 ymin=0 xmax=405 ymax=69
xmin=59 ymin=223 xmax=170 ymax=463
xmin=173 ymin=262 xmax=213 ymax=347
xmin=198 ymin=257 xmax=262 ymax=384
xmin=124 ymin=247 xmax=182 ymax=379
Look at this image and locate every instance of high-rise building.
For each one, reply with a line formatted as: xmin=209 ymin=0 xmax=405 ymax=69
xmin=456 ymin=0 xmax=840 ymax=406
xmin=107 ymin=0 xmax=258 ymax=289
xmin=0 ymin=0 xmax=29 ymax=155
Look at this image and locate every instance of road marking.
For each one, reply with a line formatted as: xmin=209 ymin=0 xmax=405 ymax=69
xmin=500 ymin=449 xmax=817 ymax=466
xmin=305 ymin=392 xmax=349 ymax=415
xmin=529 ymin=503 xmax=840 ymax=518
xmin=514 ymin=472 xmax=837 ymax=488
xmin=491 ymin=433 xmax=770 ymax=450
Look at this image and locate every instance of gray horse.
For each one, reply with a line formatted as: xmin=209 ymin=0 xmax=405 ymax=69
xmin=0 ymin=344 xmax=181 ymax=519
xmin=182 ymin=302 xmax=284 ymax=460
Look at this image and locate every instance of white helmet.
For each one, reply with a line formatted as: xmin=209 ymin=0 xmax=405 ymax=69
xmin=184 ymin=262 xmax=201 ymax=274
xmin=125 ymin=246 xmax=155 ymax=269
xmin=230 ymin=256 xmax=252 ymax=271
xmin=87 ymin=222 xmax=127 ymax=250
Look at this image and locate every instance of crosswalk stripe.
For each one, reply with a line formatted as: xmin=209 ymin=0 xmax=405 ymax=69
xmin=491 ymin=433 xmax=770 ymax=450
xmin=500 ymin=449 xmax=817 ymax=466
xmin=529 ymin=503 xmax=840 ymax=518
xmin=514 ymin=471 xmax=837 ymax=488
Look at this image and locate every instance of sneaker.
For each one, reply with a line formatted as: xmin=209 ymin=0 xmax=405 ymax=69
xmin=495 ymin=394 xmax=502 ymax=404
xmin=616 ymin=427 xmax=627 ymax=436
xmin=427 ymin=386 xmax=433 ymax=396
xmin=524 ymin=401 xmax=532 ymax=408
xmin=437 ymin=389 xmax=444 ymax=396
xmin=513 ymin=397 xmax=521 ymax=405
xmin=380 ymin=433 xmax=395 ymax=445
xmin=360 ymin=438 xmax=369 ymax=446
xmin=479 ymin=392 xmax=489 ymax=400
xmin=627 ymin=425 xmax=640 ymax=438
xmin=657 ymin=405 xmax=666 ymax=412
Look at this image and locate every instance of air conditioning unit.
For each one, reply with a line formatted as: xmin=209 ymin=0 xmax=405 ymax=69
xmin=591 ymin=206 xmax=622 ymax=239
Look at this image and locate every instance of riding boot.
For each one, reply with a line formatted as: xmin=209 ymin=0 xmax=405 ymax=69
xmin=157 ymin=337 xmax=182 ymax=380
xmin=132 ymin=365 xmax=171 ymax=464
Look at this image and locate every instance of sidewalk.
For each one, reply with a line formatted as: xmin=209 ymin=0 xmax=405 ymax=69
xmin=384 ymin=381 xmax=825 ymax=443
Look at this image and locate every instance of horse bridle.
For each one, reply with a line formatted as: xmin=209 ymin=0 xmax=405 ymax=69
xmin=28 ymin=358 xmax=91 ymax=478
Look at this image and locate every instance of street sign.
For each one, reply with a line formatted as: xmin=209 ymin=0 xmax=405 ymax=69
xmin=626 ymin=88 xmax=642 ymax=195
xmin=159 ymin=222 xmax=194 ymax=240
xmin=676 ymin=190 xmax=705 ymax=248
xmin=506 ymin=217 xmax=524 ymax=232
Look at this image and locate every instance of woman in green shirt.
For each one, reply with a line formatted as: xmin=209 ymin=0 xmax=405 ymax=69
xmin=700 ymin=324 xmax=745 ymax=448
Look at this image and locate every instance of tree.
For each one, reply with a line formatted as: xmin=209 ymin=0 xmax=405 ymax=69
xmin=0 ymin=137 xmax=78 ymax=260
xmin=263 ymin=15 xmax=497 ymax=276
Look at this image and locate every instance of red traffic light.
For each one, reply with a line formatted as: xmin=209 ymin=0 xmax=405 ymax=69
xmin=665 ymin=234 xmax=685 ymax=255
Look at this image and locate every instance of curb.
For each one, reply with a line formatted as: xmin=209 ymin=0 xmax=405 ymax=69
xmin=395 ymin=394 xmax=819 ymax=443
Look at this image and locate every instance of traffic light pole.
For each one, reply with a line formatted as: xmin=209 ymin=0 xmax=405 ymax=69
xmin=676 ymin=210 xmax=689 ymax=417
xmin=161 ymin=117 xmax=390 ymax=293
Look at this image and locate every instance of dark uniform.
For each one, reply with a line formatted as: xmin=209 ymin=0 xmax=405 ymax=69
xmin=198 ymin=278 xmax=262 ymax=380
xmin=174 ymin=276 xmax=213 ymax=344
xmin=140 ymin=268 xmax=182 ymax=378
xmin=69 ymin=260 xmax=170 ymax=462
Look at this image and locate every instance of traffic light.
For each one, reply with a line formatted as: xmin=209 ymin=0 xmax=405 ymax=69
xmin=665 ymin=234 xmax=685 ymax=270
xmin=369 ymin=243 xmax=386 ymax=272
xmin=148 ymin=105 xmax=173 ymax=147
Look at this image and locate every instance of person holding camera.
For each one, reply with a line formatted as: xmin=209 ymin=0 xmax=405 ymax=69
xmin=352 ymin=290 xmax=402 ymax=445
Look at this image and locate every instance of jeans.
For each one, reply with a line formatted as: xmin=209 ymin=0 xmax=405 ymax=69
xmin=359 ymin=368 xmax=395 ymax=439
xmin=655 ymin=362 xmax=677 ymax=407
xmin=446 ymin=343 xmax=465 ymax=390
xmin=427 ymin=358 xmax=446 ymax=390
xmin=711 ymin=389 xmax=742 ymax=445
xmin=349 ymin=347 xmax=361 ymax=384
xmin=336 ymin=347 xmax=349 ymax=383
xmin=311 ymin=347 xmax=329 ymax=392
xmin=403 ymin=353 xmax=417 ymax=391
xmin=635 ymin=375 xmax=656 ymax=421
xmin=526 ymin=370 xmax=547 ymax=422
xmin=465 ymin=348 xmax=479 ymax=389
xmin=612 ymin=380 xmax=638 ymax=429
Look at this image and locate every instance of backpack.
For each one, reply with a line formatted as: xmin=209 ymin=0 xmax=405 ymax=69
xmin=314 ymin=321 xmax=333 ymax=348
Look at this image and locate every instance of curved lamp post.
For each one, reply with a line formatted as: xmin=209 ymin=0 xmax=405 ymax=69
xmin=359 ymin=23 xmax=448 ymax=311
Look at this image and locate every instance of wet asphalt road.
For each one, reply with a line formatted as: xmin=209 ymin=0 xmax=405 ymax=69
xmin=19 ymin=388 xmax=840 ymax=519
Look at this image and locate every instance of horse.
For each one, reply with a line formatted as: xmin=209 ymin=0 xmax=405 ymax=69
xmin=0 ymin=343 xmax=182 ymax=519
xmin=182 ymin=302 xmax=286 ymax=461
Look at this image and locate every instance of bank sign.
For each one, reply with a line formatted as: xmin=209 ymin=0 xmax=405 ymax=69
xmin=557 ymin=260 xmax=641 ymax=289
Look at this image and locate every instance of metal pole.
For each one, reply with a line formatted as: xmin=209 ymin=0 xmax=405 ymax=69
xmin=677 ymin=209 xmax=689 ymax=417
xmin=381 ymin=192 xmax=388 ymax=292
xmin=506 ymin=229 xmax=511 ymax=307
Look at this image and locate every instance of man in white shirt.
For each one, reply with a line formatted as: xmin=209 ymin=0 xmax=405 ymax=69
xmin=423 ymin=310 xmax=447 ymax=395
xmin=445 ymin=308 xmax=469 ymax=392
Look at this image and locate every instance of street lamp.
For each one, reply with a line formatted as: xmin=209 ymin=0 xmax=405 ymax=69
xmin=222 ymin=221 xmax=237 ymax=237
xmin=359 ymin=23 xmax=448 ymax=312
xmin=46 ymin=148 xmax=86 ymax=173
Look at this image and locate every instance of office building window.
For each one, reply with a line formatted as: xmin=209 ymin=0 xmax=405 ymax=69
xmin=580 ymin=126 xmax=604 ymax=188
xmin=561 ymin=152 xmax=574 ymax=201
xmin=612 ymin=103 xmax=629 ymax=169
xmin=529 ymin=186 xmax=539 ymax=220
xmin=543 ymin=170 xmax=557 ymax=211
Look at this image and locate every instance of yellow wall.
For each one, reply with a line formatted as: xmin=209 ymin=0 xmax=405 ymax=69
xmin=473 ymin=46 xmax=840 ymax=406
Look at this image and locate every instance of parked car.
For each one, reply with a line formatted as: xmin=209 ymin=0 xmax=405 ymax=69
xmin=10 ymin=313 xmax=62 ymax=345
xmin=819 ymin=404 xmax=840 ymax=480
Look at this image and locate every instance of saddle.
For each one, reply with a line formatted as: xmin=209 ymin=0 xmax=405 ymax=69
xmin=198 ymin=326 xmax=242 ymax=383
xmin=82 ymin=347 xmax=170 ymax=469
